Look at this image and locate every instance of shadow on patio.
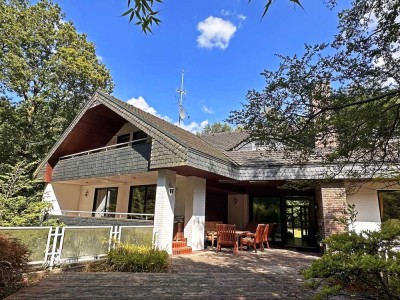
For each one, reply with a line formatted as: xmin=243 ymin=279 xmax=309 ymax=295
xmin=8 ymin=249 xmax=319 ymax=299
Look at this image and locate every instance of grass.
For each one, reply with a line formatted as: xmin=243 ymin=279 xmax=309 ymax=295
xmin=85 ymin=242 xmax=170 ymax=273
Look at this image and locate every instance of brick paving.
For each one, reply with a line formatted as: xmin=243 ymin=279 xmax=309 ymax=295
xmin=8 ymin=249 xmax=319 ymax=299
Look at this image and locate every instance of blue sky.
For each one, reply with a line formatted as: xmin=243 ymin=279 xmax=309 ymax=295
xmin=53 ymin=0 xmax=350 ymax=132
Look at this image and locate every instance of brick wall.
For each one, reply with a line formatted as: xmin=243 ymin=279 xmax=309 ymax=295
xmin=318 ymin=182 xmax=347 ymax=238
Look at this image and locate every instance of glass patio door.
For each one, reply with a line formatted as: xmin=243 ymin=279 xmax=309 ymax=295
xmin=93 ymin=187 xmax=118 ymax=217
xmin=284 ymin=198 xmax=317 ymax=248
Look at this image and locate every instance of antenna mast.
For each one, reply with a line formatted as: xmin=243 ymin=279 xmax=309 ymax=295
xmin=176 ymin=70 xmax=187 ymax=125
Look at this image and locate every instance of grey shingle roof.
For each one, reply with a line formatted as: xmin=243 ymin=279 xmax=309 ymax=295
xmin=199 ymin=131 xmax=250 ymax=151
xmin=35 ymin=90 xmax=331 ymax=181
xmin=225 ymin=150 xmax=296 ymax=166
xmin=224 ymin=149 xmax=324 ymax=166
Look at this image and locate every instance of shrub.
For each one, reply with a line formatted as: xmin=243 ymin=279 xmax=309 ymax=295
xmin=106 ymin=243 xmax=170 ymax=273
xmin=0 ymin=233 xmax=30 ymax=298
xmin=303 ymin=220 xmax=400 ymax=299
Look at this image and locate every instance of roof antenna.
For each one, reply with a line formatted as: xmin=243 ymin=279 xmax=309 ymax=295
xmin=176 ymin=70 xmax=189 ymax=125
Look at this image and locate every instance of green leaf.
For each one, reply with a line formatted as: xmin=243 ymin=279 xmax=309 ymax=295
xmin=121 ymin=8 xmax=134 ymax=17
xmin=262 ymin=0 xmax=273 ymax=18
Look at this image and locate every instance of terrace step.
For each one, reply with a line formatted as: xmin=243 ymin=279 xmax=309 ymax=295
xmin=172 ymin=246 xmax=192 ymax=255
xmin=172 ymin=240 xmax=187 ymax=249
xmin=172 ymin=240 xmax=192 ymax=255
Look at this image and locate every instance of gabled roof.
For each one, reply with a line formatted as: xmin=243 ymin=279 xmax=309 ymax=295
xmin=34 ymin=90 xmax=234 ymax=179
xmin=96 ymin=91 xmax=232 ymax=162
xmin=36 ymin=90 xmax=395 ymax=182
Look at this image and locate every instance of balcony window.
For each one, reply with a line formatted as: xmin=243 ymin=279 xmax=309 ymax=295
xmin=132 ymin=131 xmax=147 ymax=145
xmin=128 ymin=185 xmax=156 ymax=217
xmin=93 ymin=187 xmax=118 ymax=217
xmin=116 ymin=133 xmax=130 ymax=148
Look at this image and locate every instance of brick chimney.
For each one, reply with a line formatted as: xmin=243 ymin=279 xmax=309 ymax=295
xmin=311 ymin=83 xmax=338 ymax=151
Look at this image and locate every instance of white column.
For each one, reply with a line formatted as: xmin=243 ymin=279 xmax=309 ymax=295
xmin=153 ymin=169 xmax=176 ymax=254
xmin=184 ymin=177 xmax=206 ymax=251
xmin=43 ymin=183 xmax=61 ymax=215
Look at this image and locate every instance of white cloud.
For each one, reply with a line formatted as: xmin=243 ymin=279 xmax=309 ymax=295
xmin=127 ymin=96 xmax=172 ymax=122
xmin=201 ymin=105 xmax=214 ymax=114
xmin=197 ymin=16 xmax=237 ymax=50
xmin=175 ymin=120 xmax=209 ymax=133
xmin=237 ymin=14 xmax=247 ymax=28
xmin=96 ymin=55 xmax=103 ymax=62
xmin=221 ymin=9 xmax=232 ymax=16
xmin=126 ymin=96 xmax=209 ymax=133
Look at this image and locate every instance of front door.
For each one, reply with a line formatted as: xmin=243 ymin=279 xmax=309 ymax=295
xmin=284 ymin=197 xmax=317 ymax=248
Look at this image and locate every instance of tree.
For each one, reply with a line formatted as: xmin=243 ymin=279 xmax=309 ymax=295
xmin=304 ymin=206 xmax=400 ymax=299
xmin=228 ymin=0 xmax=400 ymax=180
xmin=1 ymin=0 xmax=113 ymax=163
xmin=0 ymin=0 xmax=113 ymax=225
xmin=122 ymin=0 xmax=334 ymax=33
xmin=201 ymin=122 xmax=233 ymax=134
xmin=0 ymin=162 xmax=51 ymax=226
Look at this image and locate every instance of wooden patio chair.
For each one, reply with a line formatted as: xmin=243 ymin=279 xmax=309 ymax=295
xmin=216 ymin=224 xmax=238 ymax=255
xmin=205 ymin=221 xmax=223 ymax=249
xmin=263 ymin=223 xmax=276 ymax=249
xmin=245 ymin=222 xmax=258 ymax=233
xmin=240 ymin=224 xmax=266 ymax=253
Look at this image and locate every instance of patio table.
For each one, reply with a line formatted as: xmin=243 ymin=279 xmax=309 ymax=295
xmin=210 ymin=230 xmax=251 ymax=250
xmin=207 ymin=231 xmax=217 ymax=249
xmin=236 ymin=231 xmax=251 ymax=248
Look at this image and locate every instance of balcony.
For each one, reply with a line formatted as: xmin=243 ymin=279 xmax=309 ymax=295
xmin=47 ymin=209 xmax=154 ymax=227
xmin=52 ymin=141 xmax=151 ymax=181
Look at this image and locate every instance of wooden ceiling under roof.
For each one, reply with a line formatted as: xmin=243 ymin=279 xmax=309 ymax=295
xmin=48 ymin=104 xmax=127 ymax=166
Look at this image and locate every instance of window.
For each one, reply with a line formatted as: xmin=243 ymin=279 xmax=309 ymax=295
xmin=93 ymin=188 xmax=118 ymax=217
xmin=132 ymin=131 xmax=147 ymax=145
xmin=253 ymin=141 xmax=267 ymax=149
xmin=252 ymin=196 xmax=282 ymax=242
xmin=252 ymin=197 xmax=281 ymax=224
xmin=128 ymin=185 xmax=156 ymax=217
xmin=378 ymin=191 xmax=400 ymax=222
xmin=116 ymin=133 xmax=130 ymax=148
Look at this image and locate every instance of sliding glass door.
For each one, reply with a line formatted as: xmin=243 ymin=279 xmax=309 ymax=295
xmin=93 ymin=187 xmax=118 ymax=217
xmin=251 ymin=196 xmax=317 ymax=248
xmin=128 ymin=185 xmax=156 ymax=218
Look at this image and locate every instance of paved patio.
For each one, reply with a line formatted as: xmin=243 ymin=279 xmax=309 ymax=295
xmin=8 ymin=249 xmax=319 ymax=299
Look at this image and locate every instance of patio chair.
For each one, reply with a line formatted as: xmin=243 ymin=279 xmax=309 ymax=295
xmin=245 ymin=222 xmax=258 ymax=233
xmin=205 ymin=221 xmax=223 ymax=249
xmin=263 ymin=223 xmax=276 ymax=249
xmin=216 ymin=224 xmax=238 ymax=255
xmin=240 ymin=224 xmax=266 ymax=253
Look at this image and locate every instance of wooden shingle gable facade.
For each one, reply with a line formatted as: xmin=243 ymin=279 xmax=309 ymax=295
xmin=52 ymin=143 xmax=151 ymax=181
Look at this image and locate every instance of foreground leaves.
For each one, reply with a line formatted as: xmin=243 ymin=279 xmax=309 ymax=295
xmin=304 ymin=220 xmax=400 ymax=299
xmin=229 ymin=0 xmax=400 ymax=180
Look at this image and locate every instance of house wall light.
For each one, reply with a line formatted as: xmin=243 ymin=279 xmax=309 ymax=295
xmin=168 ymin=184 xmax=175 ymax=196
